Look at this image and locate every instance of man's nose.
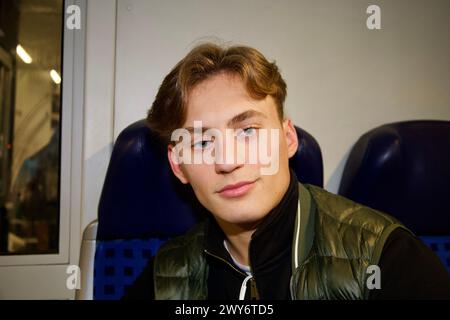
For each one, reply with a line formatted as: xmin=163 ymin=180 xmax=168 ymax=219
xmin=214 ymin=136 xmax=245 ymax=174
xmin=214 ymin=160 xmax=243 ymax=174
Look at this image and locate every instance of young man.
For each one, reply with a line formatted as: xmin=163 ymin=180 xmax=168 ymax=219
xmin=124 ymin=43 xmax=450 ymax=300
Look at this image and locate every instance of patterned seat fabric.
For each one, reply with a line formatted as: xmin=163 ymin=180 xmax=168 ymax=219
xmin=420 ymin=236 xmax=450 ymax=274
xmin=94 ymin=238 xmax=166 ymax=300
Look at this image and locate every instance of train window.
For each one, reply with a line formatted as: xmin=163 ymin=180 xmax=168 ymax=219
xmin=0 ymin=0 xmax=63 ymax=255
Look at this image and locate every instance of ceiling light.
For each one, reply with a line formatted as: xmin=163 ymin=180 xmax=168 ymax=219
xmin=50 ymin=70 xmax=61 ymax=84
xmin=16 ymin=45 xmax=32 ymax=64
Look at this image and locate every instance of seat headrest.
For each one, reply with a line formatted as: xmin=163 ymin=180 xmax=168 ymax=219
xmin=339 ymin=120 xmax=450 ymax=235
xmin=97 ymin=120 xmax=323 ymax=240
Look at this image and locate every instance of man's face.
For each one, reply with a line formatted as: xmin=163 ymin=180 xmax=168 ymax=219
xmin=168 ymin=72 xmax=298 ymax=229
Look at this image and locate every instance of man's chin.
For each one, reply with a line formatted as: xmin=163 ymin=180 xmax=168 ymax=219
xmin=214 ymin=210 xmax=268 ymax=228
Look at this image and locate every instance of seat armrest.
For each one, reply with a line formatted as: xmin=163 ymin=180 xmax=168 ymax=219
xmin=75 ymin=220 xmax=98 ymax=300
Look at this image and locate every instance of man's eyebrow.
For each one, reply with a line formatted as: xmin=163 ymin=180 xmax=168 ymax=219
xmin=183 ymin=110 xmax=267 ymax=132
xmin=183 ymin=126 xmax=211 ymax=133
xmin=227 ymin=109 xmax=267 ymax=127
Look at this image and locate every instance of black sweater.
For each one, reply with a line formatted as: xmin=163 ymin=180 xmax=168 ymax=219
xmin=123 ymin=174 xmax=450 ymax=300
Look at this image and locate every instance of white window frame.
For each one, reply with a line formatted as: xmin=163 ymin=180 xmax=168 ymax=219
xmin=0 ymin=0 xmax=86 ymax=267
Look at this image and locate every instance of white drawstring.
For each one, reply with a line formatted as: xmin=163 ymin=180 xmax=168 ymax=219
xmin=239 ymin=275 xmax=253 ymax=300
xmin=293 ymin=201 xmax=301 ymax=269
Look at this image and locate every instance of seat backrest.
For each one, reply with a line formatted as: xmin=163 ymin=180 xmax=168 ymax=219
xmin=338 ymin=120 xmax=450 ymax=273
xmin=93 ymin=119 xmax=323 ymax=299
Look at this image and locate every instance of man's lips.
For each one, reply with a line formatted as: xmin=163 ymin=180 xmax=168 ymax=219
xmin=216 ymin=180 xmax=257 ymax=198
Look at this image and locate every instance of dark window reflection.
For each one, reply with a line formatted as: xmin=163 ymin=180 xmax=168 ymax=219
xmin=0 ymin=0 xmax=62 ymax=254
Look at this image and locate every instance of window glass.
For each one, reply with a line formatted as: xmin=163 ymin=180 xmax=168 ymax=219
xmin=0 ymin=0 xmax=63 ymax=254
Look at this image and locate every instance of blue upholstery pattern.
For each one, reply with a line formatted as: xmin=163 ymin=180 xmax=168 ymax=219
xmin=93 ymin=238 xmax=166 ymax=300
xmin=420 ymin=236 xmax=450 ymax=274
xmin=94 ymin=119 xmax=324 ymax=299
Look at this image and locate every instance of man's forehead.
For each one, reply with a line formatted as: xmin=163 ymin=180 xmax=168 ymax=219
xmin=189 ymin=71 xmax=243 ymax=95
xmin=183 ymin=73 xmax=278 ymax=128
xmin=187 ymin=74 xmax=250 ymax=109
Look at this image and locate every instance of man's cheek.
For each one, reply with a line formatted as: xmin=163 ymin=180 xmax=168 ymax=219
xmin=258 ymin=129 xmax=280 ymax=176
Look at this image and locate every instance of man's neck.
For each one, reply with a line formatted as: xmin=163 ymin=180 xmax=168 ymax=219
xmin=215 ymin=219 xmax=258 ymax=266
xmin=211 ymin=171 xmax=295 ymax=267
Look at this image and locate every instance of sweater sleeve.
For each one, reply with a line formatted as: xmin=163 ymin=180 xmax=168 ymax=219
xmin=121 ymin=257 xmax=155 ymax=300
xmin=369 ymin=228 xmax=450 ymax=300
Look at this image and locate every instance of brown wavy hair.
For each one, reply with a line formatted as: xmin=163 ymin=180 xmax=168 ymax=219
xmin=147 ymin=43 xmax=287 ymax=144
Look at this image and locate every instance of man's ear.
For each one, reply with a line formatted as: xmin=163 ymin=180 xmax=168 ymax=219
xmin=283 ymin=119 xmax=299 ymax=159
xmin=167 ymin=144 xmax=189 ymax=184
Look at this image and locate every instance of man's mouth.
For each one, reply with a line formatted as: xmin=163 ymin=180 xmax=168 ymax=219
xmin=216 ymin=179 xmax=257 ymax=198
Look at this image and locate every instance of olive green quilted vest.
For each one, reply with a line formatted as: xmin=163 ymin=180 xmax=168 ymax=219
xmin=154 ymin=183 xmax=410 ymax=300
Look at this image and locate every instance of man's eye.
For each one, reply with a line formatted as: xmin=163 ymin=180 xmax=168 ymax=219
xmin=192 ymin=140 xmax=213 ymax=150
xmin=237 ymin=127 xmax=258 ymax=138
